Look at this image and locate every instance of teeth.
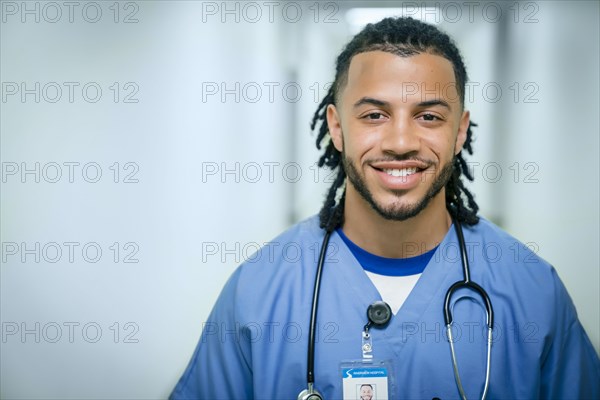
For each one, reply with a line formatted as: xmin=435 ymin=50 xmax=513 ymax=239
xmin=383 ymin=167 xmax=417 ymax=177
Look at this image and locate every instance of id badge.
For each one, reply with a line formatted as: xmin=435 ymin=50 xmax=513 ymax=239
xmin=340 ymin=360 xmax=393 ymax=400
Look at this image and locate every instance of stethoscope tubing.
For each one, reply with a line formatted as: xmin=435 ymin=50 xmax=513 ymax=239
xmin=444 ymin=219 xmax=494 ymax=328
xmin=306 ymin=230 xmax=332 ymax=386
xmin=444 ymin=219 xmax=494 ymax=400
xmin=302 ymin=217 xmax=495 ymax=400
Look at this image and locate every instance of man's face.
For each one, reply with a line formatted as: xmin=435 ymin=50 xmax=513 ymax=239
xmin=360 ymin=385 xmax=373 ymax=400
xmin=327 ymin=51 xmax=469 ymax=221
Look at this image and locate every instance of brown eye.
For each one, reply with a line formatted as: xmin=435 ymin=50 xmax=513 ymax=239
xmin=366 ymin=113 xmax=384 ymax=120
xmin=422 ymin=113 xmax=437 ymax=121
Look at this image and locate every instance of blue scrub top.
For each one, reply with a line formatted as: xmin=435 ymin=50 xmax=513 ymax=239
xmin=171 ymin=216 xmax=600 ymax=399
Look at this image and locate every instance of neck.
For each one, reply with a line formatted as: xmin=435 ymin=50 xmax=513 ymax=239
xmin=341 ymin=188 xmax=452 ymax=258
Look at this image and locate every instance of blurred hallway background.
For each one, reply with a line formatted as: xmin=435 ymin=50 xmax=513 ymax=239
xmin=2 ymin=1 xmax=598 ymax=398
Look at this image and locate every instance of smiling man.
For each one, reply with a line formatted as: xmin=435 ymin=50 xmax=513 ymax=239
xmin=360 ymin=384 xmax=374 ymax=400
xmin=171 ymin=17 xmax=599 ymax=400
xmin=326 ymin=50 xmax=470 ymax=259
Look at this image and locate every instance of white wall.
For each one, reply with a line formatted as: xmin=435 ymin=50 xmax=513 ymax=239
xmin=500 ymin=0 xmax=600 ymax=355
xmin=1 ymin=1 xmax=597 ymax=398
xmin=1 ymin=2 xmax=292 ymax=398
xmin=456 ymin=0 xmax=600 ymax=355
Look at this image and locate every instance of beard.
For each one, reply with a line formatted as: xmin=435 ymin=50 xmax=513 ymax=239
xmin=342 ymin=151 xmax=454 ymax=221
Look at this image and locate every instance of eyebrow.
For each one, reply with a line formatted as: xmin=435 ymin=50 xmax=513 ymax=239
xmin=417 ymin=99 xmax=451 ymax=110
xmin=353 ymin=97 xmax=389 ymax=109
xmin=353 ymin=97 xmax=451 ymax=110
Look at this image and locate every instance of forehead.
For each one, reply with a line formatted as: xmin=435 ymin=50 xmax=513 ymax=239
xmin=341 ymin=51 xmax=459 ymax=106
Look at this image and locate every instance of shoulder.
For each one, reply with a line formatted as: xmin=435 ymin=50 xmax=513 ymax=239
xmin=464 ymin=216 xmax=558 ymax=289
xmin=465 ymin=216 xmax=552 ymax=270
xmin=224 ymin=215 xmax=326 ymax=318
xmin=238 ymin=214 xmax=324 ymax=270
xmin=465 ymin=216 xmax=579 ymax=331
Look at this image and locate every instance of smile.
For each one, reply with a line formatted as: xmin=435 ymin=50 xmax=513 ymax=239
xmin=383 ymin=167 xmax=418 ymax=177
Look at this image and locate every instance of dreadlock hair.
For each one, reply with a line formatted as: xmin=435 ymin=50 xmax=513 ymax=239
xmin=310 ymin=17 xmax=480 ymax=232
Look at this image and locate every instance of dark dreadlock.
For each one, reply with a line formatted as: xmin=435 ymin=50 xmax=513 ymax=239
xmin=310 ymin=17 xmax=479 ymax=232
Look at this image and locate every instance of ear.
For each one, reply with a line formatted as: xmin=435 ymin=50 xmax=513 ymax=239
xmin=454 ymin=109 xmax=470 ymax=155
xmin=326 ymin=104 xmax=343 ymax=152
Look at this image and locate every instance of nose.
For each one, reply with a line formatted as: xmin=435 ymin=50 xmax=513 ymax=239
xmin=380 ymin=116 xmax=421 ymax=156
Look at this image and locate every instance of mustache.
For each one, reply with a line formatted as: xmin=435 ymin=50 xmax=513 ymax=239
xmin=364 ymin=155 xmax=436 ymax=166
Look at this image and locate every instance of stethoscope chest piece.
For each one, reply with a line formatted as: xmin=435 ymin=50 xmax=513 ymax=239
xmin=298 ymin=386 xmax=323 ymax=400
xmin=367 ymin=301 xmax=392 ymax=327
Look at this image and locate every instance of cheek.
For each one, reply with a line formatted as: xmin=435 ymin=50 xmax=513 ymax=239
xmin=343 ymin=124 xmax=382 ymax=155
xmin=422 ymin=131 xmax=456 ymax=158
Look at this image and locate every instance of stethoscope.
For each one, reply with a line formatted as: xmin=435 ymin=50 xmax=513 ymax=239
xmin=298 ymin=217 xmax=494 ymax=400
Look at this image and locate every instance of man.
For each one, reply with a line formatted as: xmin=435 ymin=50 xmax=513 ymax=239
xmin=360 ymin=384 xmax=374 ymax=400
xmin=171 ymin=17 xmax=599 ymax=399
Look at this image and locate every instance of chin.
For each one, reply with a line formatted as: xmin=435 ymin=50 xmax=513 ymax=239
xmin=368 ymin=190 xmax=437 ymax=221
